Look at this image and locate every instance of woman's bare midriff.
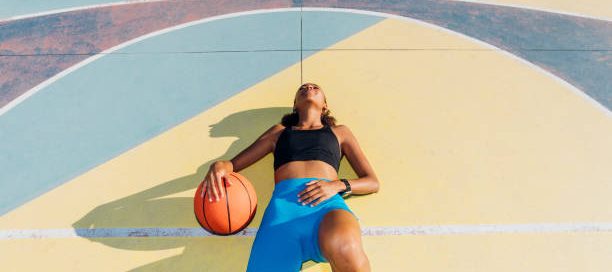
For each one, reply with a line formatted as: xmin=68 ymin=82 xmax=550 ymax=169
xmin=274 ymin=160 xmax=339 ymax=185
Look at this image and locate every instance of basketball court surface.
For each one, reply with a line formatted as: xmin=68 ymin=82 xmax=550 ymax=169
xmin=1 ymin=1 xmax=611 ymax=271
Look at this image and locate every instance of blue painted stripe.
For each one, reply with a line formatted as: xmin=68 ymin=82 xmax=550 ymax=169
xmin=0 ymin=10 xmax=383 ymax=216
xmin=302 ymin=10 xmax=385 ymax=49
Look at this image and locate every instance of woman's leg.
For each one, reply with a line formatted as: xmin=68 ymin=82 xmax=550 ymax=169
xmin=318 ymin=209 xmax=371 ymax=272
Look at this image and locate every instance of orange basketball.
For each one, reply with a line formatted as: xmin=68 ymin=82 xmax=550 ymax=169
xmin=194 ymin=172 xmax=257 ymax=235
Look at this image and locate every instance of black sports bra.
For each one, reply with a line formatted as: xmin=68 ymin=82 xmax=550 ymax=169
xmin=273 ymin=124 xmax=342 ymax=172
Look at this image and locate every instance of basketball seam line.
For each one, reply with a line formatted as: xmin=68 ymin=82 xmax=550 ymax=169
xmin=223 ymin=178 xmax=231 ymax=233
xmin=235 ymin=172 xmax=254 ymax=234
xmin=202 ymin=184 xmax=214 ymax=235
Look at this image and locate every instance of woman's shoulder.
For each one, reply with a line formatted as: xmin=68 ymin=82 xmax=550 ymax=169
xmin=259 ymin=124 xmax=287 ymax=139
xmin=329 ymin=124 xmax=350 ymax=139
xmin=331 ymin=124 xmax=357 ymax=140
xmin=271 ymin=123 xmax=289 ymax=133
xmin=330 ymin=124 xmax=349 ymax=132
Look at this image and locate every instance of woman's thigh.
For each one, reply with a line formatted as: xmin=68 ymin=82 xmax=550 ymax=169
xmin=318 ymin=209 xmax=364 ymax=260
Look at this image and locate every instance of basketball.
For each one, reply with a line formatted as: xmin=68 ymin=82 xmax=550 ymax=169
xmin=194 ymin=172 xmax=257 ymax=235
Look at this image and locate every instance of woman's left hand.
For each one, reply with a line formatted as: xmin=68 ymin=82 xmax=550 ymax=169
xmin=297 ymin=180 xmax=339 ymax=207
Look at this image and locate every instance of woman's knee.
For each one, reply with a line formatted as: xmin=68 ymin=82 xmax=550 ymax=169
xmin=318 ymin=210 xmax=363 ymax=255
xmin=320 ymin=229 xmax=369 ymax=270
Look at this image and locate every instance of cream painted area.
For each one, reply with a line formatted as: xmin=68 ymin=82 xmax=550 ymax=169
xmin=363 ymin=232 xmax=612 ymax=271
xmin=0 ymin=236 xmax=252 ymax=271
xmin=301 ymin=17 xmax=612 ymax=226
xmin=452 ymin=0 xmax=612 ymax=20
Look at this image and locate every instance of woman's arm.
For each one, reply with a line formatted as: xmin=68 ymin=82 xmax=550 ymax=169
xmin=202 ymin=124 xmax=282 ymax=202
xmin=229 ymin=124 xmax=283 ymax=172
xmin=334 ymin=125 xmax=380 ymax=195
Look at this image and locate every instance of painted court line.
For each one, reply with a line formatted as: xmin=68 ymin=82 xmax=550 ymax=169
xmin=0 ymin=8 xmax=301 ymax=117
xmin=1 ymin=223 xmax=611 ymax=239
xmin=3 ymin=48 xmax=609 ymax=57
xmin=2 ymin=8 xmax=610 ymax=119
xmin=302 ymin=7 xmax=612 ymax=118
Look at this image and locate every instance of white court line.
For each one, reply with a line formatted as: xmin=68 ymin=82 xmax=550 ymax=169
xmin=1 ymin=223 xmax=611 ymax=239
xmin=0 ymin=8 xmax=299 ymax=117
xmin=1 ymin=7 xmax=610 ymax=119
xmin=314 ymin=7 xmax=612 ymax=118
xmin=0 ymin=8 xmax=609 ymax=243
xmin=451 ymin=0 xmax=612 ymax=22
xmin=0 ymin=0 xmax=167 ymax=23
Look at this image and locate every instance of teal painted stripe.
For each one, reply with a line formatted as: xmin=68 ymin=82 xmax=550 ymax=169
xmin=0 ymin=11 xmax=384 ymax=216
xmin=303 ymin=10 xmax=384 ymax=49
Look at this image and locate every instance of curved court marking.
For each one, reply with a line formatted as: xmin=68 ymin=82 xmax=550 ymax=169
xmin=452 ymin=0 xmax=612 ymax=21
xmin=0 ymin=8 xmax=612 ymax=239
xmin=2 ymin=223 xmax=612 ymax=239
xmin=1 ymin=8 xmax=610 ymax=217
xmin=2 ymin=0 xmax=610 ymax=24
xmin=0 ymin=8 xmax=311 ymax=117
xmin=304 ymin=7 xmax=612 ymax=118
xmin=2 ymin=7 xmax=610 ymax=119
xmin=0 ymin=9 xmax=385 ymax=216
xmin=0 ymin=0 xmax=165 ymax=23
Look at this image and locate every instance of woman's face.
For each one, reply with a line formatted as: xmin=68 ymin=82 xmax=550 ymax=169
xmin=294 ymin=83 xmax=326 ymax=111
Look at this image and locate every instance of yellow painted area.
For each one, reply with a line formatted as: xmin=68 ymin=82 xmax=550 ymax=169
xmin=365 ymin=233 xmax=612 ymax=271
xmin=1 ymin=16 xmax=611 ymax=271
xmin=303 ymin=18 xmax=612 ymax=226
xmin=0 ymin=236 xmax=252 ymax=271
xmin=453 ymin=0 xmax=612 ymax=20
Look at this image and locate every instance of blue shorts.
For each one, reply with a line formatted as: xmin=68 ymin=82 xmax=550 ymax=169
xmin=246 ymin=177 xmax=359 ymax=271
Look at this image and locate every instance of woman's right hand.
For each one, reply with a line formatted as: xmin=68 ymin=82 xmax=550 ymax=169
xmin=201 ymin=160 xmax=234 ymax=202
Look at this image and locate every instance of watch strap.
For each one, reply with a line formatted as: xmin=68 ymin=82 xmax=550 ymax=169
xmin=338 ymin=178 xmax=351 ymax=197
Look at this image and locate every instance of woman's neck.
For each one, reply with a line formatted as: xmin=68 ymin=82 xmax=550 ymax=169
xmin=295 ymin=107 xmax=324 ymax=128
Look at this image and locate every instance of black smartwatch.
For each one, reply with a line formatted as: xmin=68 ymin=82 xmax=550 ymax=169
xmin=338 ymin=178 xmax=352 ymax=197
